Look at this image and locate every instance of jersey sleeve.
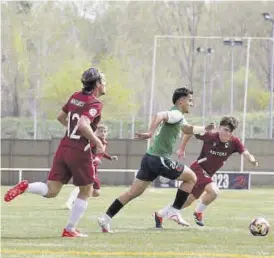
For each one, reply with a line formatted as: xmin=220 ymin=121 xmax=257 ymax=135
xmin=166 ymin=110 xmax=184 ymax=124
xmin=195 ymin=132 xmax=214 ymax=142
xmin=82 ymin=101 xmax=103 ymax=122
xmin=62 ymin=97 xmax=71 ymax=113
xmin=180 ymin=118 xmax=189 ymax=128
xmin=62 ymin=92 xmax=77 ymax=113
xmin=234 ymin=137 xmax=245 ymax=154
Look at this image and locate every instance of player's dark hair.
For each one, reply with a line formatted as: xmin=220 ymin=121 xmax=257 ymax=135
xmin=220 ymin=116 xmax=239 ymax=132
xmin=172 ymin=87 xmax=193 ymax=104
xmin=81 ymin=67 xmax=102 ymax=93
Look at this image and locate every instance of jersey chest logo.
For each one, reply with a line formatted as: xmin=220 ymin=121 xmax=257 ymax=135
xmin=89 ymin=108 xmax=98 ymax=117
xmin=209 ymin=149 xmax=228 ymax=157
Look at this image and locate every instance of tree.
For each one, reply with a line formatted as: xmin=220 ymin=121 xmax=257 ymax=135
xmin=99 ymin=56 xmax=139 ymax=120
xmin=213 ymin=67 xmax=270 ymax=113
xmin=1 ymin=1 xmax=34 ymax=116
xmin=41 ymin=55 xmax=139 ymax=120
xmin=2 ymin=0 xmax=274 ymax=135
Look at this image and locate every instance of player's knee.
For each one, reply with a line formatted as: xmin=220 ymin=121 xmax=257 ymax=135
xmin=46 ymin=181 xmax=62 ymax=198
xmin=207 ymin=184 xmax=219 ymax=199
xmin=187 ymin=170 xmax=197 ymax=185
xmin=208 ymin=190 xmax=218 ymax=201
xmin=183 ymin=167 xmax=197 ymax=184
xmin=177 ymin=171 xmax=196 ymax=189
xmin=45 ymin=190 xmax=59 ymax=198
xmin=212 ymin=186 xmax=219 ymax=198
xmin=191 ymin=172 xmax=197 ymax=185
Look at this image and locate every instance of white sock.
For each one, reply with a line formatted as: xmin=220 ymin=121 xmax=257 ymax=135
xmin=158 ymin=204 xmax=172 ymax=218
xmin=66 ymin=188 xmax=80 ymax=207
xmin=195 ymin=202 xmax=207 ymax=213
xmin=27 ymin=182 xmax=48 ymax=196
xmin=66 ymin=198 xmax=88 ymax=231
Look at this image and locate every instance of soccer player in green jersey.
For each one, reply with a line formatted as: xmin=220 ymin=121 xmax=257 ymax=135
xmin=98 ymin=87 xmax=215 ymax=232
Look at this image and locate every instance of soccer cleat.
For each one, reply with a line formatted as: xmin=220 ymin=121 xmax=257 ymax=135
xmin=98 ymin=215 xmax=113 ymax=233
xmin=154 ymin=212 xmax=164 ymax=228
xmin=62 ymin=228 xmax=88 ymax=237
xmin=167 ymin=208 xmax=190 ymax=227
xmin=4 ymin=180 xmax=29 ymax=202
xmin=193 ymin=212 xmax=204 ymax=226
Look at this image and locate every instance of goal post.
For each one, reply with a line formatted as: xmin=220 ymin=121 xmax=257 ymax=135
xmin=148 ymin=35 xmax=274 ymax=172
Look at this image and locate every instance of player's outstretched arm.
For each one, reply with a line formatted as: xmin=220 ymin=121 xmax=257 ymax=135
xmin=135 ymin=111 xmax=168 ymax=140
xmin=181 ymin=122 xmax=216 ymax=135
xmin=78 ymin=115 xmax=104 ymax=153
xmin=57 ymin=111 xmax=68 ymax=127
xmin=242 ymin=150 xmax=259 ymax=167
xmin=102 ymin=152 xmax=118 ymax=161
xmin=176 ymin=134 xmax=192 ymax=159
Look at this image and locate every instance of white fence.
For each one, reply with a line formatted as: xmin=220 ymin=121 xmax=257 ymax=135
xmin=0 ymin=168 xmax=137 ymax=183
xmin=1 ymin=168 xmax=273 ymax=190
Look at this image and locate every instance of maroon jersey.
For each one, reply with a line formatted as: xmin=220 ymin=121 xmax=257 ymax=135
xmin=195 ymin=132 xmax=245 ymax=176
xmin=91 ymin=137 xmax=112 ymax=160
xmin=60 ymin=91 xmax=103 ymax=151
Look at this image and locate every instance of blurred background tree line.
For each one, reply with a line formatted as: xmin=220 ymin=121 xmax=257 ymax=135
xmin=1 ymin=1 xmax=274 ymax=139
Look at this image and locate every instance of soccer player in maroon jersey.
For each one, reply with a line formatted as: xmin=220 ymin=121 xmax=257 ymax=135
xmin=65 ymin=124 xmax=118 ymax=209
xmin=4 ymin=68 xmax=106 ymax=237
xmin=155 ymin=116 xmax=258 ymax=227
xmin=90 ymin=124 xmax=118 ymax=196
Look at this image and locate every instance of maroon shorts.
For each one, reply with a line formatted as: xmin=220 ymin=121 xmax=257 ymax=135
xmin=190 ymin=161 xmax=213 ymax=199
xmin=48 ymin=145 xmax=94 ymax=186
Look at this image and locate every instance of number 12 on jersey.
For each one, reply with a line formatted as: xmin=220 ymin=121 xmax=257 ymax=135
xmin=67 ymin=111 xmax=81 ymax=139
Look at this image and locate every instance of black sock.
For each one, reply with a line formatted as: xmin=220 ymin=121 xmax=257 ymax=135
xmin=172 ymin=189 xmax=189 ymax=210
xmin=106 ymin=198 xmax=124 ymax=218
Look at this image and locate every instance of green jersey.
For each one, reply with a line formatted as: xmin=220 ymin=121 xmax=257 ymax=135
xmin=147 ymin=106 xmax=188 ymax=158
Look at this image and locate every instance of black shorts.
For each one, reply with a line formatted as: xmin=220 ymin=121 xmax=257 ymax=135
xmin=136 ymin=153 xmax=185 ymax=182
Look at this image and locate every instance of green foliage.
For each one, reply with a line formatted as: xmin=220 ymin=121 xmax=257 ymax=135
xmin=99 ymin=56 xmax=139 ymax=120
xmin=40 ymin=55 xmax=139 ymax=120
xmin=234 ymin=67 xmax=269 ymax=110
xmin=41 ymin=58 xmax=91 ymax=118
xmin=1 ymin=112 xmax=271 ymax=140
xmin=13 ymin=30 xmax=24 ymax=55
xmin=2 ymin=1 xmax=274 ymax=138
xmin=13 ymin=29 xmax=31 ymax=91
xmin=213 ymin=67 xmax=270 ymax=112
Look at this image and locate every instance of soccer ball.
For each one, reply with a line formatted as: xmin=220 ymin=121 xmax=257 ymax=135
xmin=249 ymin=217 xmax=270 ymax=236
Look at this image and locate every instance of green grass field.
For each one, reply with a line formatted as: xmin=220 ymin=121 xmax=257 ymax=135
xmin=1 ymin=186 xmax=274 ymax=258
